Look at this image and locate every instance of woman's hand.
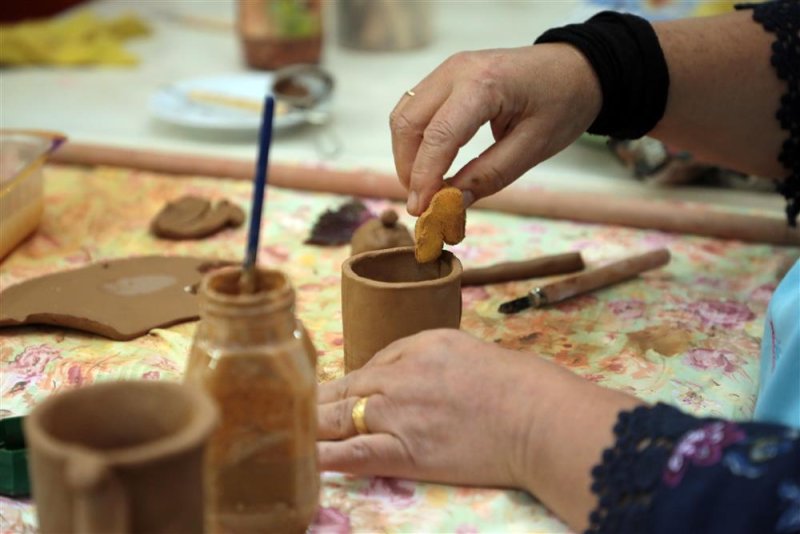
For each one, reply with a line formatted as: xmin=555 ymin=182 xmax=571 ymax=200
xmin=317 ymin=328 xmax=642 ymax=531
xmin=390 ymin=44 xmax=602 ymax=215
xmin=317 ymin=329 xmax=565 ymax=489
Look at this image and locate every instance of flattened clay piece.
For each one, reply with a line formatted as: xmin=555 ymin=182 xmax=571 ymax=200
xmin=350 ymin=209 xmax=414 ymax=256
xmin=0 ymin=256 xmax=234 ymax=340
xmin=151 ymin=196 xmax=245 ymax=240
xmin=414 ymin=187 xmax=466 ymax=263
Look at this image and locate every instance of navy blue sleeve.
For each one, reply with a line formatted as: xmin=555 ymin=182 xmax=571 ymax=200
xmin=588 ymin=403 xmax=800 ymax=533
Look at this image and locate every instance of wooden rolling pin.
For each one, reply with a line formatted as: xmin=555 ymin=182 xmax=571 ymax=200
xmin=461 ymin=252 xmax=584 ymax=286
xmin=49 ymin=143 xmax=800 ymax=246
xmin=498 ymin=248 xmax=671 ymax=313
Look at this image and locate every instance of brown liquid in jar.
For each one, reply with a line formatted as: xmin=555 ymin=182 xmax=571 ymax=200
xmin=185 ymin=267 xmax=318 ymax=533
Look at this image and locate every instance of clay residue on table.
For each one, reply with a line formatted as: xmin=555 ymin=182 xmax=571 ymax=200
xmin=151 ymin=196 xmax=244 ymax=240
xmin=626 ymin=324 xmax=692 ymax=357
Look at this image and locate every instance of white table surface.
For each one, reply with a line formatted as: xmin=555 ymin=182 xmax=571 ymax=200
xmin=0 ymin=0 xmax=784 ymax=212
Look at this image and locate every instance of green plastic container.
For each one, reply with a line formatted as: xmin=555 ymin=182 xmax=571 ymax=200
xmin=0 ymin=416 xmax=30 ymax=497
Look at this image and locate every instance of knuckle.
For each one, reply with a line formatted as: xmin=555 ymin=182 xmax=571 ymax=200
xmin=389 ymin=110 xmax=420 ymax=138
xmin=417 ymin=328 xmax=457 ymax=348
xmin=336 ymin=401 xmax=352 ymax=434
xmin=478 ymin=163 xmax=507 ymax=194
xmin=424 ymin=119 xmax=458 ymax=146
xmin=349 ymin=439 xmax=374 ymax=463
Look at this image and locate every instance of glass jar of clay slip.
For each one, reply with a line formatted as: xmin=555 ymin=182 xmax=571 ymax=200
xmin=184 ymin=266 xmax=318 ymax=534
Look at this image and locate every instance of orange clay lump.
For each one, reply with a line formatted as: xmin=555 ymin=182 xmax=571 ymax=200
xmin=414 ymin=187 xmax=466 ymax=263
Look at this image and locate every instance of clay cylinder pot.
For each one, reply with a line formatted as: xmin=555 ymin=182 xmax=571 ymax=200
xmin=24 ymin=381 xmax=218 ymax=534
xmin=341 ymin=246 xmax=462 ymax=372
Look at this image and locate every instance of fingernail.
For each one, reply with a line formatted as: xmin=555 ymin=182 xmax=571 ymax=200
xmin=461 ymin=190 xmax=475 ymax=209
xmin=407 ymin=191 xmax=419 ymax=214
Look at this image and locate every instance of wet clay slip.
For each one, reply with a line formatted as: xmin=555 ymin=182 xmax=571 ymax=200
xmin=184 ymin=266 xmax=319 ymax=533
xmin=151 ymin=196 xmax=244 ymax=240
xmin=414 ymin=187 xmax=466 ymax=263
xmin=0 ymin=256 xmax=232 ymax=340
xmin=24 ymin=381 xmax=218 ymax=534
xmin=341 ymin=246 xmax=462 ymax=372
xmin=350 ymin=209 xmax=414 ymax=256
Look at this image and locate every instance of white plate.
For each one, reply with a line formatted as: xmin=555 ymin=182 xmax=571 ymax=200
xmin=149 ymin=73 xmax=321 ymax=131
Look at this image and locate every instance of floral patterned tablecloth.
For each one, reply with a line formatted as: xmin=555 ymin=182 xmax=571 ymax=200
xmin=1 ymin=164 xmax=797 ymax=533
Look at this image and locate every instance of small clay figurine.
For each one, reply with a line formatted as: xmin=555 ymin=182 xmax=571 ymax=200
xmin=350 ymin=209 xmax=414 ymax=256
xmin=414 ymin=187 xmax=466 ymax=263
xmin=151 ymin=196 xmax=245 ymax=240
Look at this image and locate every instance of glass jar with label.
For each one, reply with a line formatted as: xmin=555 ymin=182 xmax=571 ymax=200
xmin=185 ymin=266 xmax=318 ymax=533
xmin=237 ymin=0 xmax=323 ymax=70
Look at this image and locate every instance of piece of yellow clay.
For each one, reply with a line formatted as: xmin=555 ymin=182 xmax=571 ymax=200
xmin=414 ymin=187 xmax=467 ymax=263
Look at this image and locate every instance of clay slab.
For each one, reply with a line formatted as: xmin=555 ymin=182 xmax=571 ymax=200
xmin=0 ymin=256 xmax=231 ymax=340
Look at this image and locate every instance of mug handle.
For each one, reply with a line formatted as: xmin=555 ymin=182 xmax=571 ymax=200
xmin=66 ymin=450 xmax=129 ymax=533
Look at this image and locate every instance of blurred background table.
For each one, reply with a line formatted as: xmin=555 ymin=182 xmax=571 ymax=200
xmin=1 ymin=0 xmax=784 ymax=212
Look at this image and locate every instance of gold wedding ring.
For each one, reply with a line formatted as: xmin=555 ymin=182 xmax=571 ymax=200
xmin=351 ymin=397 xmax=370 ymax=435
xmin=405 ymin=89 xmax=416 ymax=97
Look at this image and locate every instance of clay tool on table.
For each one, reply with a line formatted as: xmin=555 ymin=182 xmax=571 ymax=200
xmin=240 ymin=95 xmax=275 ymax=293
xmin=462 ymin=251 xmax=585 ymax=286
xmin=498 ymin=248 xmax=670 ymax=314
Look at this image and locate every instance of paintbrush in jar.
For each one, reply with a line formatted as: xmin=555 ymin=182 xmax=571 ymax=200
xmin=240 ymin=95 xmax=276 ymax=293
xmin=498 ymin=248 xmax=670 ymax=314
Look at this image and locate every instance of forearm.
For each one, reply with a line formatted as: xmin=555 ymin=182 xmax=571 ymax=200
xmin=519 ymin=362 xmax=642 ymax=531
xmin=650 ymin=11 xmax=786 ymax=179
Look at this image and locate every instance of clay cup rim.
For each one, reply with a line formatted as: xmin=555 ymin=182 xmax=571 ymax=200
xmin=342 ymin=246 xmax=462 ymax=289
xmin=24 ymin=381 xmax=218 ymax=467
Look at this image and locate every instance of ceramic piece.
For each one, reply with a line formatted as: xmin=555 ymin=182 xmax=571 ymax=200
xmin=24 ymin=381 xmax=218 ymax=534
xmin=350 ymin=209 xmax=414 ymax=256
xmin=0 ymin=256 xmax=233 ymax=340
xmin=341 ymin=246 xmax=462 ymax=372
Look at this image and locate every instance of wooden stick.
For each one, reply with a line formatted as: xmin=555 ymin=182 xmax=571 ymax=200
xmin=461 ymin=252 xmax=584 ymax=286
xmin=538 ymin=248 xmax=671 ymax=306
xmin=49 ymin=143 xmax=800 ymax=246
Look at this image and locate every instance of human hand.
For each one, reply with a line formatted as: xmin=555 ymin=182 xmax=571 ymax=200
xmin=390 ymin=44 xmax=602 ymax=215
xmin=316 ymin=329 xmax=575 ymax=490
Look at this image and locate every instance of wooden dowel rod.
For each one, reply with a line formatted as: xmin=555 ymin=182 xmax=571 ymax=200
xmin=50 ymin=143 xmax=800 ymax=246
xmin=462 ymin=252 xmax=584 ymax=286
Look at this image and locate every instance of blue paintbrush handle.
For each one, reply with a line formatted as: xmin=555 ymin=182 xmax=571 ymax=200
xmin=244 ymin=95 xmax=275 ymax=270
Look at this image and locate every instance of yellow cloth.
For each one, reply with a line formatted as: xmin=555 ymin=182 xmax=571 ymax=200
xmin=0 ymin=11 xmax=150 ymax=66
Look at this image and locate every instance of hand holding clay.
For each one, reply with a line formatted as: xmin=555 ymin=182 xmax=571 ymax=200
xmin=390 ymin=45 xmax=602 ymax=215
xmin=414 ymin=187 xmax=466 ymax=263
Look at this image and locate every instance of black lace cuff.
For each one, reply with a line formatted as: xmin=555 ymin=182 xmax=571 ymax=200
xmin=738 ymin=0 xmax=800 ymax=226
xmin=588 ymin=403 xmax=800 ymax=534
xmin=587 ymin=403 xmax=698 ymax=533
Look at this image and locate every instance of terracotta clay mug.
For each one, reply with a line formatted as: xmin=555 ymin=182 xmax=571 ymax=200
xmin=24 ymin=381 xmax=218 ymax=534
xmin=341 ymin=245 xmax=462 ymax=372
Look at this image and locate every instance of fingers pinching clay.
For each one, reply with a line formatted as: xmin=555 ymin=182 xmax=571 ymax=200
xmin=414 ymin=187 xmax=466 ymax=263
